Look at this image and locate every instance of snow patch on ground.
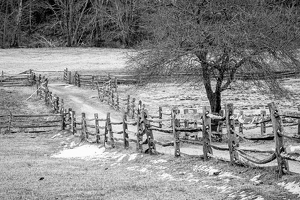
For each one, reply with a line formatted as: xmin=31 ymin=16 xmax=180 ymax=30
xmin=52 ymin=145 xmax=106 ymax=159
xmin=150 ymin=159 xmax=167 ymax=164
xmin=128 ymin=153 xmax=138 ymax=161
xmin=278 ymin=181 xmax=300 ymax=197
xmin=126 ymin=166 xmax=150 ymax=173
xmin=51 ymin=145 xmax=128 ymax=162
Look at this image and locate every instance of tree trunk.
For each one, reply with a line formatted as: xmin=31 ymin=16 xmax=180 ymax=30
xmin=207 ymin=91 xmax=222 ymax=114
xmin=12 ymin=0 xmax=23 ymax=47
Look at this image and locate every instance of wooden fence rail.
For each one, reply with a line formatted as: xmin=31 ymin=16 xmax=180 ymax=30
xmin=2 ymin=70 xmax=300 ymax=178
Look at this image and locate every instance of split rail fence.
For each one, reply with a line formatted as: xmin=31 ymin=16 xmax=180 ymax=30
xmin=1 ymin=70 xmax=300 ymax=177
xmin=0 ymin=70 xmax=35 ymax=87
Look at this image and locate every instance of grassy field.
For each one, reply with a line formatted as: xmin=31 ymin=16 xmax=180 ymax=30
xmin=0 ymin=87 xmax=299 ymax=199
xmin=1 ymin=48 xmax=300 ymax=199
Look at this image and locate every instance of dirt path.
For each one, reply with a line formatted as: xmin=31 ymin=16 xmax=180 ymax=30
xmin=48 ymin=83 xmax=300 ymax=174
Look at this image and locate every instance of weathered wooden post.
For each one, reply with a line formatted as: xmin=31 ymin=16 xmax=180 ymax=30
xmin=126 ymin=95 xmax=130 ymax=115
xmin=36 ymin=75 xmax=41 ymax=97
xmin=114 ymin=77 xmax=118 ymax=92
xmin=261 ymin=110 xmax=266 ymax=135
xmin=71 ymin=111 xmax=76 ymax=134
xmin=298 ymin=106 xmax=300 ymax=135
xmin=106 ymin=113 xmax=115 ymax=148
xmin=55 ymin=97 xmax=59 ymax=113
xmin=66 ymin=108 xmax=72 ymax=129
xmin=116 ymin=94 xmax=120 ymax=110
xmin=74 ymin=71 xmax=78 ymax=86
xmin=143 ymin=109 xmax=156 ymax=154
xmin=158 ymin=106 xmax=162 ymax=128
xmin=94 ymin=113 xmax=100 ymax=143
xmin=131 ymin=98 xmax=136 ymax=119
xmin=136 ymin=100 xmax=143 ymax=152
xmin=1 ymin=70 xmax=3 ymax=84
xmin=81 ymin=113 xmax=87 ymax=141
xmin=172 ymin=108 xmax=180 ymax=157
xmin=239 ymin=111 xmax=244 ymax=135
xmin=184 ymin=109 xmax=189 ymax=139
xmin=60 ymin=99 xmax=64 ymax=113
xmin=226 ymin=103 xmax=239 ymax=164
xmin=60 ymin=109 xmax=65 ymax=131
xmin=111 ymin=91 xmax=115 ymax=107
xmin=68 ymin=71 xmax=72 ymax=84
xmin=44 ymin=90 xmax=48 ymax=105
xmin=64 ymin=68 xmax=68 ymax=81
xmin=122 ymin=113 xmax=129 ymax=148
xmin=77 ymin=74 xmax=81 ymax=87
xmin=268 ymin=102 xmax=289 ymax=177
xmin=48 ymin=92 xmax=52 ymax=107
xmin=203 ymin=106 xmax=212 ymax=160
xmin=7 ymin=112 xmax=12 ymax=134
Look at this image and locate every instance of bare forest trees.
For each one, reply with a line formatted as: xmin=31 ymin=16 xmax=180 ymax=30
xmin=128 ymin=0 xmax=300 ymax=113
xmin=0 ymin=0 xmax=147 ymax=47
xmin=1 ymin=0 xmax=23 ymax=47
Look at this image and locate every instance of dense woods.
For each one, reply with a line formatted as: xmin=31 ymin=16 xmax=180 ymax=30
xmin=0 ymin=0 xmax=151 ymax=48
xmin=0 ymin=0 xmax=299 ymax=48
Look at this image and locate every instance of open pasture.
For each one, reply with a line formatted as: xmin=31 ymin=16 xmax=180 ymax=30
xmin=1 ymin=48 xmax=300 ymax=199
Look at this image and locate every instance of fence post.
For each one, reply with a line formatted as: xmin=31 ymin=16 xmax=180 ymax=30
xmin=143 ymin=109 xmax=156 ymax=154
xmin=116 ymin=93 xmax=119 ymax=110
xmin=68 ymin=71 xmax=72 ymax=84
xmin=64 ymin=68 xmax=67 ymax=81
xmin=81 ymin=113 xmax=87 ymax=141
xmin=114 ymin=77 xmax=118 ymax=92
xmin=268 ymin=102 xmax=289 ymax=177
xmin=131 ymin=98 xmax=136 ymax=119
xmin=106 ymin=112 xmax=115 ymax=148
xmin=226 ymin=103 xmax=239 ymax=164
xmin=55 ymin=97 xmax=59 ymax=113
xmin=7 ymin=112 xmax=12 ymax=134
xmin=136 ymin=100 xmax=143 ymax=152
xmin=44 ymin=90 xmax=48 ymax=105
xmin=158 ymin=107 xmax=162 ymax=128
xmin=60 ymin=109 xmax=65 ymax=131
xmin=261 ymin=110 xmax=266 ymax=135
xmin=60 ymin=99 xmax=65 ymax=130
xmin=48 ymin=92 xmax=52 ymax=107
xmin=298 ymin=106 xmax=300 ymax=136
xmin=1 ymin=71 xmax=3 ymax=84
xmin=77 ymin=74 xmax=81 ymax=87
xmin=67 ymin=108 xmax=72 ymax=130
xmin=172 ymin=108 xmax=180 ymax=157
xmin=203 ymin=106 xmax=212 ymax=160
xmin=111 ymin=91 xmax=115 ymax=108
xmin=36 ymin=76 xmax=40 ymax=96
xmin=122 ymin=113 xmax=129 ymax=148
xmin=74 ymin=71 xmax=78 ymax=86
xmin=71 ymin=111 xmax=76 ymax=134
xmin=94 ymin=113 xmax=100 ymax=143
xmin=239 ymin=111 xmax=244 ymax=135
xmin=60 ymin=99 xmax=64 ymax=113
xmin=127 ymin=95 xmax=130 ymax=115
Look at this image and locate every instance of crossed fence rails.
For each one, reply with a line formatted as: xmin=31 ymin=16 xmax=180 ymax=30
xmin=1 ymin=70 xmax=300 ymax=177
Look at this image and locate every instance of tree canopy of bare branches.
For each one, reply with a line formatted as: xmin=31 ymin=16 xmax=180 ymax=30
xmin=128 ymin=0 xmax=300 ymax=113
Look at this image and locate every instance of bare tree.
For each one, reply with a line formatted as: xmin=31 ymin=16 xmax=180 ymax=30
xmin=128 ymin=0 xmax=300 ymax=113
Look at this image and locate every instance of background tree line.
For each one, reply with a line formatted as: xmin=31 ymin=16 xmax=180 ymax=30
xmin=0 ymin=0 xmax=153 ymax=48
xmin=0 ymin=0 xmax=299 ymax=49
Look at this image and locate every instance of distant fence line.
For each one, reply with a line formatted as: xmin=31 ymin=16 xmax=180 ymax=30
xmin=62 ymin=68 xmax=300 ymax=87
xmin=1 ymin=70 xmax=300 ymax=178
